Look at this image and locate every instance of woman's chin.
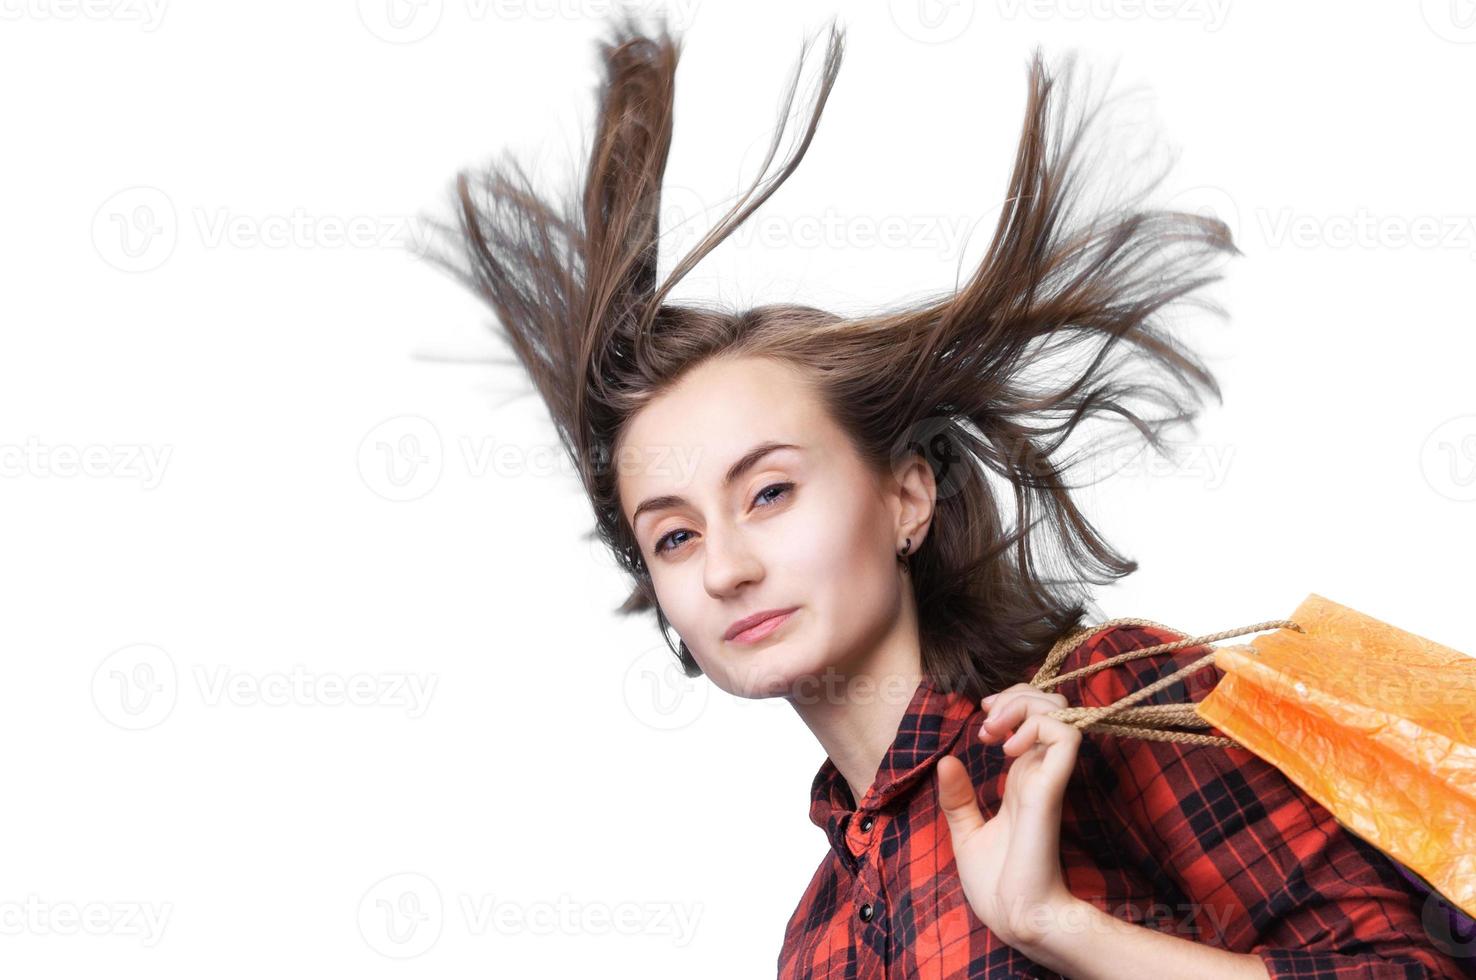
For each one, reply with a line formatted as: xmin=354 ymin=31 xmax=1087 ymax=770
xmin=724 ymin=644 xmax=838 ymax=702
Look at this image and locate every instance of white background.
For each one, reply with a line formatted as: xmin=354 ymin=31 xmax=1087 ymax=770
xmin=3 ymin=1 xmax=1474 ymax=976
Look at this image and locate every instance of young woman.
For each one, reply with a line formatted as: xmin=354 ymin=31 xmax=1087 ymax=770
xmin=423 ymin=13 xmax=1471 ymax=979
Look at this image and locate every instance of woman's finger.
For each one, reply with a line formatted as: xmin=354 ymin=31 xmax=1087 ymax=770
xmin=936 ymin=755 xmax=985 ymax=845
xmin=984 ymin=688 xmax=1068 ymax=721
xmin=979 ymin=691 xmax=1069 ymax=742
xmin=982 ymin=681 xmax=1033 ymax=702
xmin=982 ymin=682 xmax=1058 ymax=707
xmin=1003 ymin=715 xmax=1082 ymax=787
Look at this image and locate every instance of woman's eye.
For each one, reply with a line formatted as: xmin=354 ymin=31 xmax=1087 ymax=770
xmin=754 ymin=481 xmax=794 ymax=507
xmin=654 ymin=528 xmax=691 ymax=556
xmin=651 ymin=483 xmax=794 ymax=557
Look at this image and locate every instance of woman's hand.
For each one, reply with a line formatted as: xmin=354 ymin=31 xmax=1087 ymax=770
xmin=936 ymin=683 xmax=1083 ymax=951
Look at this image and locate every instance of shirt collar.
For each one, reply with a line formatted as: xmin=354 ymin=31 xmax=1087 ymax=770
xmin=807 ymin=675 xmax=978 ymax=860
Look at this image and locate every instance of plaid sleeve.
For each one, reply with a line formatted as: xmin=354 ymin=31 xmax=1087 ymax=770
xmin=1065 ymin=623 xmax=1474 ymax=979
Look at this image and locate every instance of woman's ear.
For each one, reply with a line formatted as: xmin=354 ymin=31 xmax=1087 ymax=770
xmin=892 ymin=451 xmax=937 ymax=550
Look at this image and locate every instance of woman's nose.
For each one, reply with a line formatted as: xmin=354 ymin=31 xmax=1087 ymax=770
xmin=702 ymin=528 xmax=763 ymax=596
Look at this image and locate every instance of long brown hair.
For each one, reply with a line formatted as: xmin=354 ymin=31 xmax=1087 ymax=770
xmin=421 ymin=13 xmax=1239 ymax=702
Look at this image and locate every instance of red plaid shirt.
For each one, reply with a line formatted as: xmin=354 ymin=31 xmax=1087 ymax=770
xmin=776 ymin=623 xmax=1473 ymax=978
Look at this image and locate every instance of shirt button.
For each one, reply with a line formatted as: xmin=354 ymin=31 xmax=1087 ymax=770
xmin=859 ymin=816 xmax=874 ymax=832
xmin=859 ymin=902 xmax=876 ymax=922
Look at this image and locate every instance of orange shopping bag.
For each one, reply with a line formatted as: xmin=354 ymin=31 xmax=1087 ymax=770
xmin=1031 ymin=594 xmax=1476 ymax=925
xmin=1196 ymin=594 xmax=1476 ymax=922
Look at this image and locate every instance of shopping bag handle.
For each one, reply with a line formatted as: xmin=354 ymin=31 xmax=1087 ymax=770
xmin=1028 ymin=617 xmax=1304 ymax=749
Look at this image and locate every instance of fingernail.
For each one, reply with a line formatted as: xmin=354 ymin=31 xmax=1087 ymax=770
xmin=982 ymin=694 xmax=997 ymax=705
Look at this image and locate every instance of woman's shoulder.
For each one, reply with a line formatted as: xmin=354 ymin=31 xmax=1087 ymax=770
xmin=1043 ymin=620 xmax=1225 ymax=715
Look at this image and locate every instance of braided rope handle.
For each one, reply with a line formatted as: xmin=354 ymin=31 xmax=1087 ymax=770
xmin=1028 ymin=616 xmax=1305 ymax=749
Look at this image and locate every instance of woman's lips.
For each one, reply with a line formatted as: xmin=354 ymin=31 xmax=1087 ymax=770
xmin=728 ymin=608 xmax=796 ymax=646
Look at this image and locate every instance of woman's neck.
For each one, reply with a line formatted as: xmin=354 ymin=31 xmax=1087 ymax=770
xmin=788 ymin=621 xmax=926 ymax=809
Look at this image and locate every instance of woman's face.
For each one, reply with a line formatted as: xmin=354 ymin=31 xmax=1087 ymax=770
xmin=616 ymin=354 xmax=933 ymax=701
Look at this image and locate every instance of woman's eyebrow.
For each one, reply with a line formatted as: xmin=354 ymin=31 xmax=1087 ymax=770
xmin=631 ymin=441 xmax=803 ymax=526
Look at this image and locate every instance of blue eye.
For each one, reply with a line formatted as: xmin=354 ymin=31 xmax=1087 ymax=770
xmin=652 ymin=482 xmax=794 ymax=556
xmin=654 ymin=528 xmax=691 ymax=555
